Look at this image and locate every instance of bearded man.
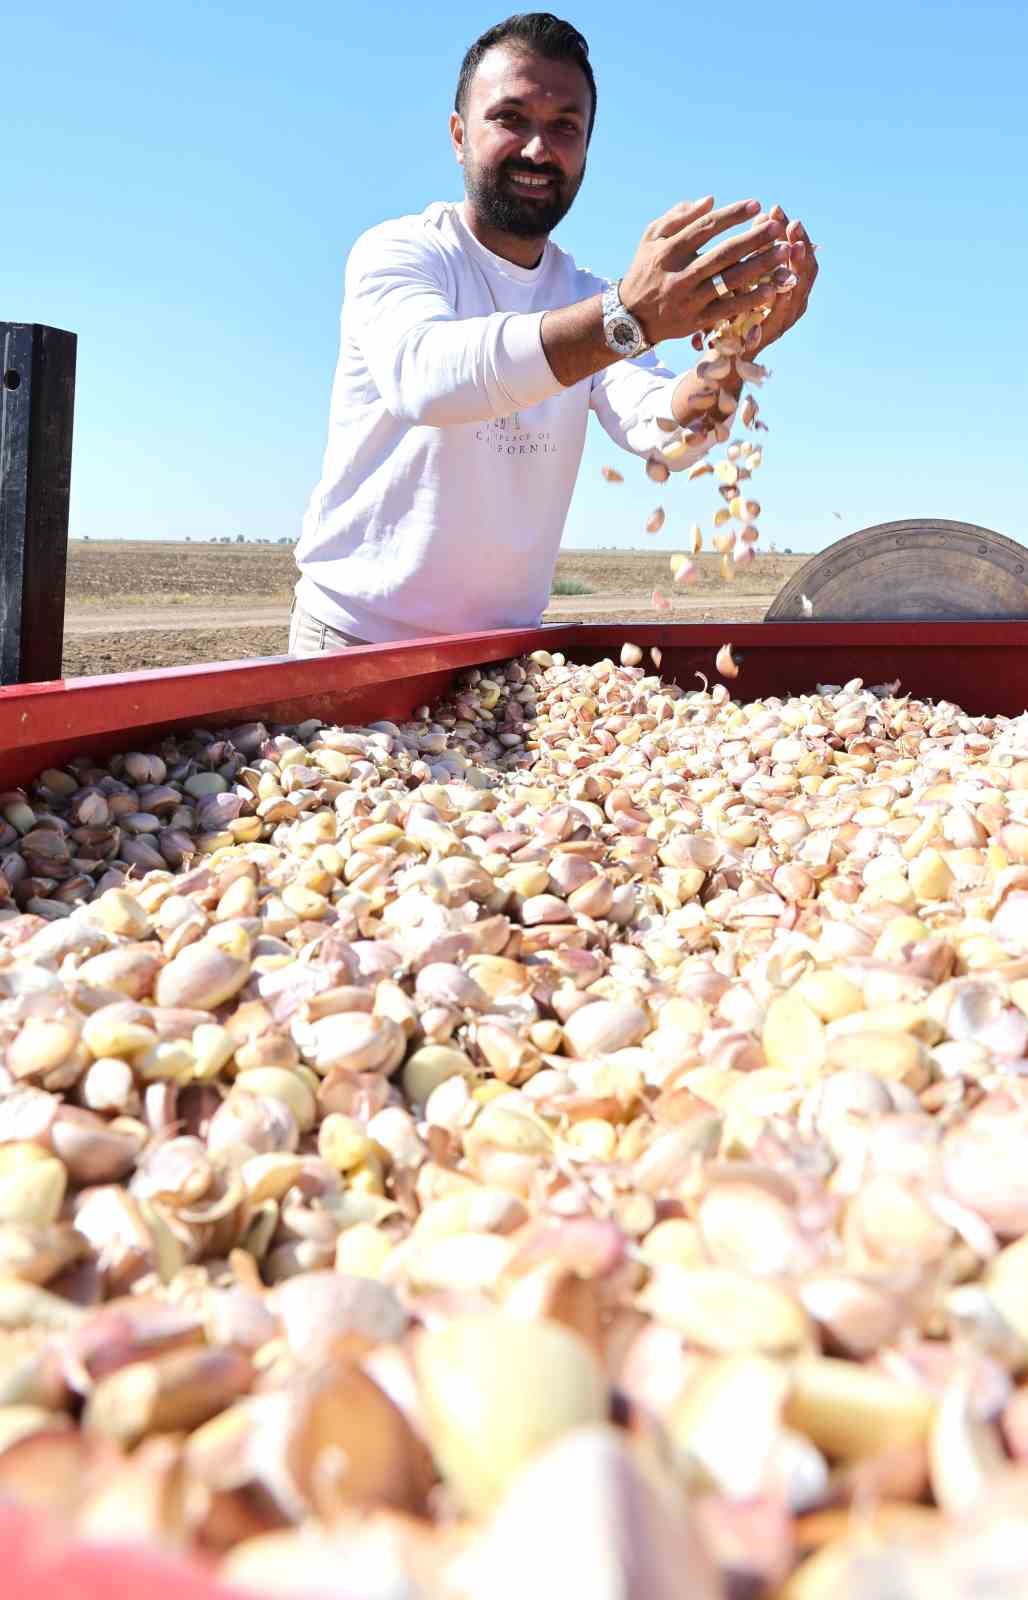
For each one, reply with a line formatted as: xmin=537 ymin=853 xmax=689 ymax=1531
xmin=291 ymin=12 xmax=816 ymax=650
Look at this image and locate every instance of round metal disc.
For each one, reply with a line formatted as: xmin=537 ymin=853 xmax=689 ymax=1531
xmin=766 ymin=519 xmax=1028 ymax=621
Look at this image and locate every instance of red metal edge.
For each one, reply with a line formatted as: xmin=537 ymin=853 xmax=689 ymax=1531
xmin=0 ymin=627 xmax=575 ymax=790
xmin=3 ymin=621 xmax=1028 ymax=792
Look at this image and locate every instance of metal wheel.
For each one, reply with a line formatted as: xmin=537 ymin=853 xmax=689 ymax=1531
xmin=766 ymin=519 xmax=1028 ymax=621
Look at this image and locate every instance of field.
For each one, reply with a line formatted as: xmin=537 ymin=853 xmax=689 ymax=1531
xmin=60 ymin=541 xmax=810 ymax=677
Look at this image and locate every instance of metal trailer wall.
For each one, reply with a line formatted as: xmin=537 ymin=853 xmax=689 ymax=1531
xmin=3 ymin=621 xmax=1028 ymax=792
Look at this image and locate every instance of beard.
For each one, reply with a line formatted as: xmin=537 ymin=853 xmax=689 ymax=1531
xmin=463 ymin=151 xmax=584 ymax=239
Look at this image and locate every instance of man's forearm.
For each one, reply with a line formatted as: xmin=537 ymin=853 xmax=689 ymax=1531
xmin=540 ymin=293 xmax=745 ymax=448
xmin=540 ymin=295 xmax=622 ymax=388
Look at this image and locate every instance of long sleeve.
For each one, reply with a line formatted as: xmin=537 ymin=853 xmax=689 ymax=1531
xmin=344 ymin=227 xmax=567 ymax=428
xmin=589 ymin=349 xmax=711 ymax=473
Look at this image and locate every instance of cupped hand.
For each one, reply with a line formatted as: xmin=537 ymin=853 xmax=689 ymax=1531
xmin=751 ymin=209 xmax=818 ymax=354
xmin=620 ymin=197 xmax=788 ymax=345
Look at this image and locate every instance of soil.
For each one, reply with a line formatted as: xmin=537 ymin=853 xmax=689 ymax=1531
xmin=59 ymin=541 xmax=808 ymax=678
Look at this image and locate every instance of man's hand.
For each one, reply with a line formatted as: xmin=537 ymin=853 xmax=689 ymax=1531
xmin=667 ymin=206 xmax=817 ymax=432
xmin=619 ymin=197 xmax=790 ymax=346
xmin=749 ymin=208 xmax=818 ymax=355
xmin=540 ymin=195 xmax=812 ymax=391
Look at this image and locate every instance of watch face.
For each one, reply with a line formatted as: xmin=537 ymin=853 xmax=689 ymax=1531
xmin=611 ymin=318 xmax=637 ymax=349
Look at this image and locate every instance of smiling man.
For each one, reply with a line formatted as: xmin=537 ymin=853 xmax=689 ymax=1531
xmin=291 ymin=12 xmax=817 ymax=650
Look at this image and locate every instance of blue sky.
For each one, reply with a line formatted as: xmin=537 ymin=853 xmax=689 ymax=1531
xmin=7 ymin=0 xmax=1027 ymax=556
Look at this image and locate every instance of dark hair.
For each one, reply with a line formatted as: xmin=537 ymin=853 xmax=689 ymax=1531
xmin=455 ymin=13 xmax=597 ymax=140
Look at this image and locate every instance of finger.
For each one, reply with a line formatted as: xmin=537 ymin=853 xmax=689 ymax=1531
xmin=672 ymin=214 xmax=786 ymax=278
xmin=663 ymin=196 xmax=762 ymax=249
xmin=695 ymin=281 xmax=776 ymax=332
xmin=649 ymin=195 xmax=715 ymax=239
xmin=720 ymin=240 xmax=792 ymax=294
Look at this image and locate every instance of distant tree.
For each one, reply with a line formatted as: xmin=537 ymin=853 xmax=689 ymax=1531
xmin=235 ymin=534 xmax=245 ymax=544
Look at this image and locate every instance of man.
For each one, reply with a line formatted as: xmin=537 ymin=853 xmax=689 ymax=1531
xmin=291 ymin=13 xmax=816 ymax=650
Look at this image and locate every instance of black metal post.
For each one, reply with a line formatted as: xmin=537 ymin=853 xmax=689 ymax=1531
xmin=0 ymin=323 xmax=77 ymax=685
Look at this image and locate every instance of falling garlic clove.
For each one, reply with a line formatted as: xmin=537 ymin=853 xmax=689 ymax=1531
xmin=687 ymin=462 xmax=713 ymax=481
xmin=714 ymin=462 xmax=738 ymax=487
xmin=740 ymin=524 xmax=760 ymax=545
xmin=646 ymin=508 xmax=666 ymax=535
xmin=735 ymin=358 xmax=769 ymax=384
xmin=646 ymin=459 xmax=670 ymax=484
xmin=735 ymin=544 xmax=756 ymax=568
xmin=714 ymin=509 xmax=731 ymax=528
xmin=697 ymin=352 xmax=732 ymax=382
xmin=601 ymin=466 xmax=624 ymax=484
xmin=741 ymin=396 xmax=759 ymax=427
xmin=715 ymin=643 xmax=739 ymax=678
xmin=713 ymin=531 xmax=737 ymax=554
xmin=651 ymin=589 xmax=672 ymax=612
xmin=690 ymin=524 xmax=703 ymax=555
xmin=720 ymin=553 xmax=736 ymax=583
xmin=744 ymin=500 xmax=761 ymax=519
xmin=801 ymin=593 xmax=813 ymax=616
xmin=620 ymin=643 xmax=643 ymax=668
xmin=650 ymin=647 xmax=662 ymax=668
xmin=673 ymin=559 xmax=699 ymax=586
xmin=717 ymin=387 xmax=738 ymax=417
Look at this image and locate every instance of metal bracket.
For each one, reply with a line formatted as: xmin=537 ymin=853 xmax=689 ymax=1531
xmin=0 ymin=323 xmax=77 ymax=684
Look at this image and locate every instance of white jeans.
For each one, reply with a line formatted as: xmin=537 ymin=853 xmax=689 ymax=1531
xmin=288 ymin=601 xmax=368 ymax=654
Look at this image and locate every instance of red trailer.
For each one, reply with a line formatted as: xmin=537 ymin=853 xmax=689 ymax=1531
xmin=2 ymin=617 xmax=1028 ymax=1599
xmin=4 ymin=618 xmax=1028 ymax=793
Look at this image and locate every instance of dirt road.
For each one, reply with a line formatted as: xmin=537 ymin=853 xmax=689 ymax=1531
xmin=63 ymin=590 xmax=779 ymax=637
xmin=63 ymin=604 xmax=290 ymax=636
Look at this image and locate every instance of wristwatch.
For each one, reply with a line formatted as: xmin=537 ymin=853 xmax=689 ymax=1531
xmin=602 ymin=279 xmax=653 ymax=360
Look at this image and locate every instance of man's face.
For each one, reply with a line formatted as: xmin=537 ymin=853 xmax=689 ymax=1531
xmin=451 ymin=46 xmax=591 ymax=240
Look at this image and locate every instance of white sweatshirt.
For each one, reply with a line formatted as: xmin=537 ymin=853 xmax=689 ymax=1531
xmin=295 ymin=200 xmax=707 ymax=642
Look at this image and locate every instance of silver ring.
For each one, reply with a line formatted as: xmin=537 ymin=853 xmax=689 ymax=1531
xmin=711 ymin=271 xmax=730 ymax=299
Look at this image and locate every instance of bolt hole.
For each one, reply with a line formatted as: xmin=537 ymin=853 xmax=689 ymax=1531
xmin=2 ymin=370 xmax=20 ymax=391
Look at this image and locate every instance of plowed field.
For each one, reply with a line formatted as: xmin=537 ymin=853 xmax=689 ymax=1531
xmin=60 ymin=542 xmax=808 ymax=677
